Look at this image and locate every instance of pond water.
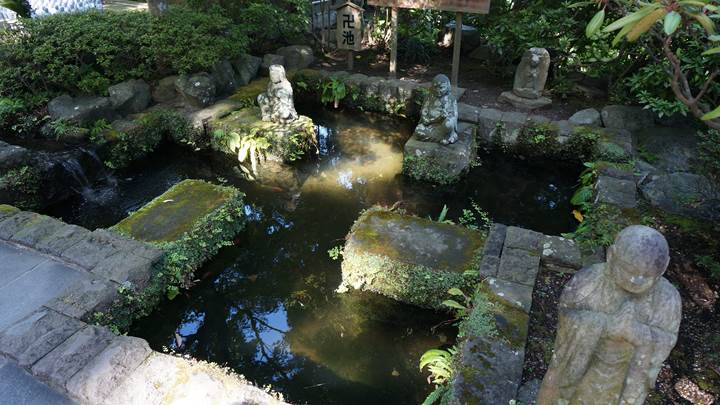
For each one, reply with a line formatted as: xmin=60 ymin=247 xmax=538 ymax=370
xmin=44 ymin=107 xmax=579 ymax=404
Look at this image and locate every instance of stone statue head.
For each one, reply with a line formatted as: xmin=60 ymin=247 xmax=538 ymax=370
xmin=269 ymin=65 xmax=287 ymax=84
xmin=431 ymin=74 xmax=452 ymax=97
xmin=607 ymin=225 xmax=670 ymax=294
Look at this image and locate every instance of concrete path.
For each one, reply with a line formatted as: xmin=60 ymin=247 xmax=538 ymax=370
xmin=103 ymin=0 xmax=148 ymax=12
xmin=0 ymin=358 xmax=74 ymax=404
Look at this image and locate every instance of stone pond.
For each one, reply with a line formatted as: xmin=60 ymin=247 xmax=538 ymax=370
xmin=36 ymin=105 xmax=581 ymax=404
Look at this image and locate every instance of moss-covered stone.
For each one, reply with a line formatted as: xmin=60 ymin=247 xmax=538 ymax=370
xmin=102 ymin=180 xmax=246 ymax=331
xmin=228 ymin=77 xmax=270 ymax=108
xmin=403 ymin=126 xmax=477 ymax=185
xmin=208 ymin=107 xmax=316 ymax=163
xmin=113 ymin=180 xmax=236 ymax=243
xmin=339 ymin=207 xmax=485 ymax=309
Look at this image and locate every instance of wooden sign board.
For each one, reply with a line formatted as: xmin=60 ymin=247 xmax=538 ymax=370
xmin=336 ymin=2 xmax=363 ymax=52
xmin=367 ymin=0 xmax=489 ymax=14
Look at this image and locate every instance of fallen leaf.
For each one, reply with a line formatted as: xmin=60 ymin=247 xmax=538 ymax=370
xmin=391 ymin=369 xmax=400 ymax=377
xmin=572 ymin=210 xmax=584 ymax=222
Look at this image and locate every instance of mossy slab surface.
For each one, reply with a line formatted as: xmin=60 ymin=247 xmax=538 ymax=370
xmin=113 ymin=180 xmax=235 ymax=243
xmin=339 ymin=208 xmax=485 ymax=309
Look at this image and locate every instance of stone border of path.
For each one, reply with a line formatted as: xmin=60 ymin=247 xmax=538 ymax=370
xmin=451 ymin=224 xmax=583 ymax=404
xmin=0 ymin=206 xmax=285 ymax=404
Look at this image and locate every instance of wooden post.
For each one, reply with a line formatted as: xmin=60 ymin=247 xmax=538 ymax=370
xmin=451 ymin=12 xmax=463 ymax=88
xmin=348 ymin=50 xmax=354 ymax=70
xmin=389 ymin=6 xmax=399 ymax=78
xmin=323 ymin=0 xmax=330 ymax=47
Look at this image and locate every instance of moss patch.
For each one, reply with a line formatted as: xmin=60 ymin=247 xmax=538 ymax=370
xmin=229 ymin=77 xmax=270 ymax=107
xmin=340 ymin=207 xmax=485 ymax=309
xmin=113 ymin=180 xmax=234 ymax=243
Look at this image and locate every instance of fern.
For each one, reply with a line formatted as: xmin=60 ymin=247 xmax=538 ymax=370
xmin=232 ymin=128 xmax=271 ymax=178
xmin=422 ymin=384 xmax=450 ymax=405
xmin=419 ymin=347 xmax=457 ymax=384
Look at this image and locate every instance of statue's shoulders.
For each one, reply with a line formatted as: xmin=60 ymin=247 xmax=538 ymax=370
xmin=646 ymin=277 xmax=681 ymax=330
xmin=559 ymin=263 xmax=606 ymax=308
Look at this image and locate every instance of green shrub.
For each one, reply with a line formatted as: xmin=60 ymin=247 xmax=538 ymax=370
xmin=0 ymin=166 xmax=40 ymax=209
xmin=0 ymin=97 xmax=25 ymax=132
xmin=0 ymin=7 xmax=247 ymax=104
xmin=515 ymin=123 xmax=560 ymax=158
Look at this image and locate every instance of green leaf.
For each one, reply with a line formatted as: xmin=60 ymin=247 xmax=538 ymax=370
xmin=437 ymin=204 xmax=449 ymax=222
xmin=603 ymin=5 xmax=660 ymax=32
xmin=701 ymin=105 xmax=720 ymax=120
xmin=422 ymin=385 xmax=450 ymax=405
xmin=709 ymin=34 xmax=720 ymax=41
xmin=441 ymin=299 xmax=467 ymax=310
xmin=664 ymin=11 xmax=682 ymax=35
xmin=447 ymin=288 xmax=465 ymax=296
xmin=613 ymin=22 xmax=635 ymax=45
xmin=703 ymin=46 xmax=720 ymax=55
xmin=586 ymin=9 xmax=606 ymax=38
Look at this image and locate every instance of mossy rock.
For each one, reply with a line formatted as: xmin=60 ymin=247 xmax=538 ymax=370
xmin=228 ymin=77 xmax=269 ymax=107
xmin=113 ymin=179 xmax=238 ymax=244
xmin=449 ymin=285 xmax=531 ymax=405
xmin=339 ymin=207 xmax=485 ymax=309
xmin=208 ymin=107 xmax=316 ymax=163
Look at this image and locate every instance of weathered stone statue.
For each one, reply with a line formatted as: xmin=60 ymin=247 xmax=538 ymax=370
xmin=258 ymin=65 xmax=298 ymax=124
xmin=498 ymin=47 xmax=552 ymax=109
xmin=537 ymin=225 xmax=681 ymax=405
xmin=414 ymin=74 xmax=458 ymax=145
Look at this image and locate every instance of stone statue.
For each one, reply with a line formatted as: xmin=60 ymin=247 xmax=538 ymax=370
xmin=498 ymin=48 xmax=552 ymax=109
xmin=258 ymin=65 xmax=298 ymax=124
xmin=414 ymin=74 xmax=458 ymax=145
xmin=514 ymin=48 xmax=550 ymax=99
xmin=537 ymin=225 xmax=681 ymax=405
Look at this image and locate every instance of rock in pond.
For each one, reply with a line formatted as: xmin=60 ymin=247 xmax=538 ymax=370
xmin=261 ymin=54 xmax=285 ymax=76
xmin=108 ymin=79 xmax=151 ymax=115
xmin=211 ymin=60 xmax=239 ymax=95
xmin=403 ymin=123 xmax=476 ymax=184
xmin=601 ymin=105 xmax=655 ymax=131
xmin=48 ymin=95 xmax=118 ymax=124
xmin=338 ymin=207 xmax=485 ymax=309
xmin=275 ymin=45 xmax=315 ymax=70
xmin=112 ymin=179 xmax=244 ymax=244
xmin=569 ymin=108 xmax=601 ymax=127
xmin=152 ymin=76 xmax=179 ymax=103
xmin=175 ymin=73 xmax=217 ymax=108
xmin=232 ymin=54 xmax=262 ymax=86
xmin=208 ymin=107 xmax=317 ymax=164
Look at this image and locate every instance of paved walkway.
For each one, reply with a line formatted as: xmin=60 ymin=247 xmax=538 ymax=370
xmin=0 ymin=206 xmax=285 ymax=404
xmin=103 ymin=0 xmax=148 ymax=12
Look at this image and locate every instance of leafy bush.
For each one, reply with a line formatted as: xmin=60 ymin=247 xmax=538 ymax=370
xmin=0 ymin=97 xmax=25 ymax=132
xmin=0 ymin=7 xmax=247 ymax=105
xmin=184 ymin=0 xmax=309 ymax=52
xmin=0 ymin=166 xmax=40 ymax=209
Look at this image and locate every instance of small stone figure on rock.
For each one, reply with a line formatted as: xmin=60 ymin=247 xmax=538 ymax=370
xmin=258 ymin=65 xmax=298 ymax=124
xmin=414 ymin=74 xmax=458 ymax=145
xmin=498 ymin=48 xmax=552 ymax=110
xmin=537 ymin=225 xmax=681 ymax=405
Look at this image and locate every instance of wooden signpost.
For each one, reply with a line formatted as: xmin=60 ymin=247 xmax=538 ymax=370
xmin=336 ymin=2 xmax=364 ymax=70
xmin=367 ymin=0 xmax=490 ymax=86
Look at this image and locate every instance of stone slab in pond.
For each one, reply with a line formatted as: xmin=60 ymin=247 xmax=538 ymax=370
xmin=209 ymin=107 xmax=316 ymax=163
xmin=403 ymin=124 xmax=477 ymax=185
xmin=112 ymin=179 xmax=237 ymax=244
xmin=339 ymin=208 xmax=485 ymax=309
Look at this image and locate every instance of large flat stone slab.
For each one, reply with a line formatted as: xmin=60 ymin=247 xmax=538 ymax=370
xmin=66 ymin=336 xmax=151 ymax=404
xmin=104 ymin=352 xmax=285 ymax=405
xmin=32 ymin=325 xmax=114 ymax=391
xmin=0 ymin=308 xmax=84 ymax=367
xmin=339 ymin=208 xmax=485 ymax=309
xmin=497 ymin=247 xmax=541 ymax=287
xmin=45 ymin=277 xmax=118 ymax=320
xmin=595 ymin=175 xmax=637 ymax=209
xmin=112 ymin=179 xmax=237 ymax=244
xmin=0 ymin=243 xmax=48 ymax=288
xmin=0 ymin=360 xmax=74 ymax=405
xmin=0 ymin=258 xmax=87 ymax=331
